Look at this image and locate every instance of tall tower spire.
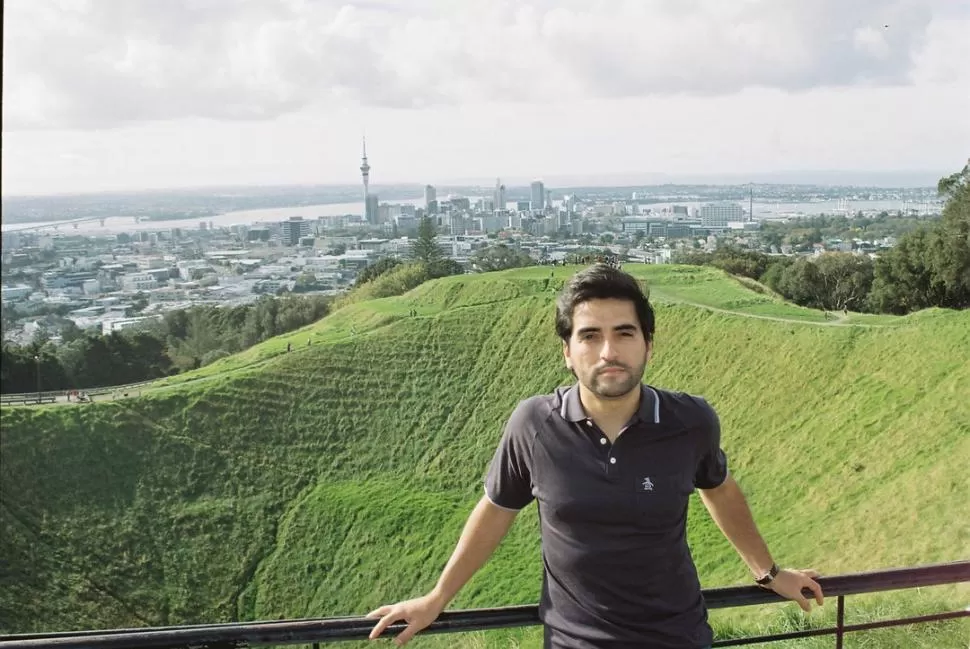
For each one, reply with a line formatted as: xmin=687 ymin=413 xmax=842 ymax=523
xmin=360 ymin=136 xmax=371 ymax=222
xmin=360 ymin=136 xmax=371 ymax=197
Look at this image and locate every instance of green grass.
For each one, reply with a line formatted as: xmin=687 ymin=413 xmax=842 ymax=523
xmin=2 ymin=265 xmax=968 ymax=647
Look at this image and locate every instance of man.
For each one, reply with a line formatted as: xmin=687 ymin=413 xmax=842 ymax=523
xmin=368 ymin=264 xmax=823 ymax=648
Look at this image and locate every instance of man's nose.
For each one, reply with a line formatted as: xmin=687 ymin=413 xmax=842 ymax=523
xmin=600 ymin=339 xmax=619 ymax=361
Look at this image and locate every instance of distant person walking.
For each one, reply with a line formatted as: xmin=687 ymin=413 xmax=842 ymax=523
xmin=369 ymin=264 xmax=823 ymax=648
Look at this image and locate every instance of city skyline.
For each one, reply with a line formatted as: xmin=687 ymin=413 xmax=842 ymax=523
xmin=2 ymin=0 xmax=969 ymax=196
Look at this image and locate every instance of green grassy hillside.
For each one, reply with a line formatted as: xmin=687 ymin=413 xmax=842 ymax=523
xmin=2 ymin=265 xmax=968 ymax=648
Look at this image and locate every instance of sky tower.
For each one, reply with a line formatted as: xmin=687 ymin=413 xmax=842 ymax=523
xmin=360 ymin=136 xmax=371 ymax=206
xmin=360 ymin=136 xmax=378 ymax=223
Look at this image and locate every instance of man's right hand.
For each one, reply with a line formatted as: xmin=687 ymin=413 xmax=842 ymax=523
xmin=366 ymin=497 xmax=518 ymax=645
xmin=366 ymin=593 xmax=446 ymax=646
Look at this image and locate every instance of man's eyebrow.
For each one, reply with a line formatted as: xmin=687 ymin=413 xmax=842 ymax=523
xmin=575 ymin=323 xmax=638 ymax=335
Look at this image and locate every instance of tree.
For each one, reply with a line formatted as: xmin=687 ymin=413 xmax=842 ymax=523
xmin=932 ymin=160 xmax=970 ymax=306
xmin=59 ymin=321 xmax=84 ymax=343
xmin=356 ymin=257 xmax=403 ymax=285
xmin=427 ymin=258 xmax=464 ymax=279
xmin=775 ymin=258 xmax=825 ymax=308
xmin=760 ymin=258 xmax=795 ymax=292
xmin=869 ymin=161 xmax=970 ymax=313
xmin=773 ymin=254 xmax=874 ymax=311
xmin=470 ymin=245 xmax=536 ymax=272
xmin=410 ymin=216 xmax=442 ymax=264
xmin=868 ymin=226 xmax=944 ymax=313
xmin=813 ymin=253 xmax=874 ymax=311
xmin=672 ymin=246 xmax=771 ymax=281
xmin=293 ymin=271 xmax=322 ymax=292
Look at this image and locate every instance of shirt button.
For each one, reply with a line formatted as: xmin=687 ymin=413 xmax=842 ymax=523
xmin=585 ymin=419 xmax=593 ymax=426
xmin=609 ymin=457 xmax=617 ymax=464
xmin=600 ymin=438 xmax=608 ymax=445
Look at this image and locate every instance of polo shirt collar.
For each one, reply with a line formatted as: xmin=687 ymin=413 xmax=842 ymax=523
xmin=560 ymin=382 xmax=661 ymax=424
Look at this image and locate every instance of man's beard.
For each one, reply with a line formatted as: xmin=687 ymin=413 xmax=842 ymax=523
xmin=586 ymin=361 xmax=646 ymax=398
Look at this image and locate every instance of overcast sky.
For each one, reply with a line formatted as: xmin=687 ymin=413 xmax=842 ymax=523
xmin=3 ymin=0 xmax=969 ymax=196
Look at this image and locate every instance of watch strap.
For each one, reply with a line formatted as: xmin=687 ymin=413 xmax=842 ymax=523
xmin=756 ymin=563 xmax=780 ymax=586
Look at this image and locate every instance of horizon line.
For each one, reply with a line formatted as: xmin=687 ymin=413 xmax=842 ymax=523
xmin=1 ymin=168 xmax=950 ymax=199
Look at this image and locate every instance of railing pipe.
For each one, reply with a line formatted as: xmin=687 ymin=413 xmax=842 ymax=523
xmin=1 ymin=560 xmax=966 ymax=649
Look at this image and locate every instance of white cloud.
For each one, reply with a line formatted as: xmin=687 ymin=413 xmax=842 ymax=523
xmin=3 ymin=0 xmax=966 ymax=130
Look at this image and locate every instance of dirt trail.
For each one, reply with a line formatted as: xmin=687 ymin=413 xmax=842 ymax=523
xmin=651 ymin=292 xmax=890 ymax=328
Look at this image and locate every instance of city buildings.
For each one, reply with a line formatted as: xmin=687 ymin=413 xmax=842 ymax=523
xmin=280 ymin=217 xmax=311 ymax=246
xmin=531 ymin=181 xmax=545 ymax=211
xmin=700 ymin=202 xmax=744 ymax=230
xmin=0 ymin=141 xmax=924 ymax=346
xmin=493 ymin=179 xmax=507 ymax=213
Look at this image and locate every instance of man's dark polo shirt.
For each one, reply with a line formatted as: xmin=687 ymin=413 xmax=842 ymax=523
xmin=484 ymin=383 xmax=728 ymax=649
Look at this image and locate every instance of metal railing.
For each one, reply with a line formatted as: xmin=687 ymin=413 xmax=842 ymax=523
xmin=0 ymin=379 xmax=157 ymax=406
xmin=1 ymin=561 xmax=967 ymax=649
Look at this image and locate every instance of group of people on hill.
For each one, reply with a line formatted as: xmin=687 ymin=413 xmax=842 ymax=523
xmin=574 ymin=254 xmax=622 ymax=269
xmin=539 ymin=255 xmax=623 ymax=269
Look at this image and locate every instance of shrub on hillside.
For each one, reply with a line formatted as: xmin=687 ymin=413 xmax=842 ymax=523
xmin=334 ymin=263 xmax=432 ymax=309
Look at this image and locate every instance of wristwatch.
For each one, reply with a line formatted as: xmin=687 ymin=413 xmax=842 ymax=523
xmin=756 ymin=563 xmax=779 ymax=586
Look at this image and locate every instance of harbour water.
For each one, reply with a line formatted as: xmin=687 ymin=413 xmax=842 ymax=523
xmin=2 ymin=198 xmax=933 ymax=235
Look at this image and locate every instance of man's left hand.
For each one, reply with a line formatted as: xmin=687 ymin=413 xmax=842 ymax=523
xmin=767 ymin=568 xmax=824 ymax=612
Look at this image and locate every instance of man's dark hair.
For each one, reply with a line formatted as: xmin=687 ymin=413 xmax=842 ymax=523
xmin=555 ymin=264 xmax=655 ymax=343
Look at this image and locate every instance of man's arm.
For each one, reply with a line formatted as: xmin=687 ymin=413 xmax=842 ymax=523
xmin=367 ymin=496 xmax=519 ymax=645
xmin=699 ymin=474 xmax=824 ymax=612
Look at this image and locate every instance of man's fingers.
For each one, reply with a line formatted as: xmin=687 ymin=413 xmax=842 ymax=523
xmin=797 ymin=595 xmax=811 ymax=613
xmin=806 ymin=578 xmax=825 ymax=605
xmin=369 ymin=611 xmax=400 ymax=640
xmin=395 ymin=626 xmax=419 ymax=647
xmin=366 ymin=605 xmax=391 ymax=620
xmin=801 ymin=568 xmax=820 ymax=579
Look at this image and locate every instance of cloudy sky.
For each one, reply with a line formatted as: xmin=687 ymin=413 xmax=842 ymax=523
xmin=3 ymin=0 xmax=969 ymax=196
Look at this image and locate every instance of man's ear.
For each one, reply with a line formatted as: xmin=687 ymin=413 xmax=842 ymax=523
xmin=562 ymin=339 xmax=572 ymax=370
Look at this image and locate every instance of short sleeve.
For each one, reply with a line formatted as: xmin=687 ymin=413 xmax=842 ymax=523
xmin=484 ymin=400 xmax=536 ymax=510
xmin=694 ymin=398 xmax=729 ymax=489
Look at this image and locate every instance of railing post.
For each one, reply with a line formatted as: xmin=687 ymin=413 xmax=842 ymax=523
xmin=835 ymin=595 xmax=845 ymax=649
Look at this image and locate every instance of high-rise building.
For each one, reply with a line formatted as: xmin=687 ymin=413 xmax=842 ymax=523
xmin=562 ymin=194 xmax=576 ymax=214
xmin=425 ymin=184 xmax=437 ymax=215
xmin=493 ymin=179 xmax=507 ymax=212
xmin=366 ymin=195 xmax=380 ymax=224
xmin=700 ymin=202 xmax=743 ymax=230
xmin=531 ymin=181 xmax=545 ymax=211
xmin=281 ymin=217 xmax=311 ymax=246
xmin=360 ymin=137 xmax=373 ymax=223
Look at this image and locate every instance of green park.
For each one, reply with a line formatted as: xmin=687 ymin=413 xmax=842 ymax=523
xmin=2 ymin=263 xmax=968 ymax=648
